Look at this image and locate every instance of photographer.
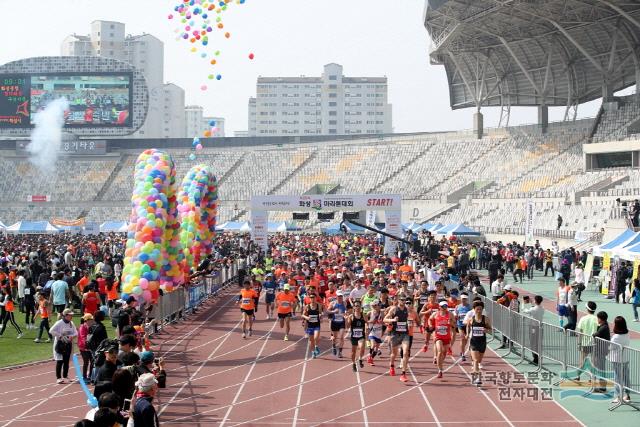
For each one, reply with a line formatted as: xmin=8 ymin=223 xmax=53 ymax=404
xmin=137 ymin=351 xmax=167 ymax=389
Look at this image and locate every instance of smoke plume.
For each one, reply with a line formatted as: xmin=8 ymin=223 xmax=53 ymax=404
xmin=27 ymin=98 xmax=69 ymax=171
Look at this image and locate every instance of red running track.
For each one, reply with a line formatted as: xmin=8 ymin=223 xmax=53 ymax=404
xmin=0 ymin=289 xmax=586 ymax=426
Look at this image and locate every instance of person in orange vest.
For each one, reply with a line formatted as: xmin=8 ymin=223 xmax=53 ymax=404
xmin=0 ymin=287 xmax=23 ymax=338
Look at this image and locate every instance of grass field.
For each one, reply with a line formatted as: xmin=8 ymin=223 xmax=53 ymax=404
xmin=0 ymin=310 xmax=117 ymax=368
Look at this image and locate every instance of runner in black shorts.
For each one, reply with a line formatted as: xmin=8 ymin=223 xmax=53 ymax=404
xmin=466 ymin=300 xmax=491 ymax=385
xmin=328 ymin=292 xmax=347 ymax=358
xmin=347 ymin=301 xmax=367 ymax=372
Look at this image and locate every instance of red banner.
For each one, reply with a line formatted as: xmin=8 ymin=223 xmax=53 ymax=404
xmin=27 ymin=195 xmax=50 ymax=202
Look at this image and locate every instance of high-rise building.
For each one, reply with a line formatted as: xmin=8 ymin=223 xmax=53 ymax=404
xmin=61 ymin=20 xmax=182 ymax=138
xmin=185 ymin=105 xmax=225 ymax=138
xmin=248 ymin=63 xmax=392 ymax=137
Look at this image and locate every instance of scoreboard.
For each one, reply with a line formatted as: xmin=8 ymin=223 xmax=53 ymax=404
xmin=0 ymin=75 xmax=30 ymax=127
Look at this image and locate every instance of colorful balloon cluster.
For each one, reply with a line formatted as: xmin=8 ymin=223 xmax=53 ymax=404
xmin=122 ymin=149 xmax=218 ymax=302
xmin=169 ymin=0 xmax=252 ymax=90
xmin=177 ymin=165 xmax=218 ymax=270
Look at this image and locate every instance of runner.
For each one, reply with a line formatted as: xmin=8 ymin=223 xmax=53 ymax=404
xmin=430 ymin=300 xmax=455 ymax=378
xmin=466 ymin=300 xmax=491 ymax=385
xmin=384 ymin=295 xmax=411 ymax=382
xmin=252 ymin=277 xmax=263 ymax=319
xmin=446 ymin=290 xmax=459 ymax=356
xmin=263 ymin=273 xmax=277 ymax=320
xmin=328 ymin=291 xmax=347 ymax=358
xmin=366 ymin=299 xmax=384 ymax=365
xmin=405 ymin=296 xmax=421 ymax=359
xmin=301 ymin=293 xmax=322 ymax=358
xmin=361 ymin=285 xmax=377 ymax=316
xmin=418 ymin=291 xmax=439 ymax=353
xmin=346 ymin=300 xmax=367 ymax=372
xmin=276 ymin=284 xmax=297 ymax=340
xmin=236 ymin=280 xmax=258 ymax=339
xmin=455 ymin=293 xmax=472 ymax=361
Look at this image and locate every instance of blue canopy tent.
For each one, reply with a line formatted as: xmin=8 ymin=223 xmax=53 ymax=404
xmin=0 ymin=221 xmax=6 ymax=230
xmin=402 ymin=222 xmax=424 ymax=232
xmin=6 ymin=221 xmax=61 ymax=234
xmin=592 ymin=229 xmax=636 ymax=256
xmin=435 ymin=224 xmax=455 ymax=234
xmin=267 ymin=221 xmax=288 ymax=233
xmin=100 ymin=221 xmax=129 ymax=233
xmin=426 ymin=223 xmax=444 ymax=233
xmin=446 ymin=224 xmax=481 ymax=237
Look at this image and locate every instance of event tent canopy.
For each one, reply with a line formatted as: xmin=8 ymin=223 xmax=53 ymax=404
xmin=436 ymin=223 xmax=481 ymax=237
xmin=100 ymin=221 xmax=130 ymax=233
xmin=6 ymin=221 xmax=60 ymax=234
xmin=217 ymin=221 xmax=251 ymax=232
xmin=0 ymin=221 xmax=6 ymax=230
xmin=323 ymin=222 xmax=368 ymax=235
xmin=592 ymin=229 xmax=637 ymax=256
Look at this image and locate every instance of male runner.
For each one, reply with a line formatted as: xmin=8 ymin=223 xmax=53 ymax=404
xmin=366 ymin=300 xmax=384 ymax=365
xmin=384 ymin=296 xmax=411 ymax=382
xmin=328 ymin=291 xmax=347 ymax=358
xmin=347 ymin=301 xmax=367 ymax=372
xmin=263 ymin=273 xmax=277 ymax=320
xmin=466 ymin=300 xmax=491 ymax=385
xmin=302 ymin=293 xmax=322 ymax=358
xmin=430 ymin=300 xmax=455 ymax=378
xmin=454 ymin=293 xmax=472 ymax=361
xmin=276 ymin=284 xmax=296 ymax=340
xmin=236 ymin=280 xmax=258 ymax=339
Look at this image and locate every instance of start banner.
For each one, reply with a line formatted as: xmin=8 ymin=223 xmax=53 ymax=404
xmin=251 ymin=194 xmax=402 ymax=212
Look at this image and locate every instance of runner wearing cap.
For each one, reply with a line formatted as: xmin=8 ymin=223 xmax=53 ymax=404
xmin=302 ymin=293 xmax=322 ymax=358
xmin=263 ymin=273 xmax=277 ymax=320
xmin=430 ymin=300 xmax=455 ymax=378
xmin=367 ymin=299 xmax=384 ymax=365
xmin=236 ymin=280 xmax=258 ymax=339
xmin=328 ymin=291 xmax=347 ymax=358
xmin=455 ymin=293 xmax=472 ymax=361
xmin=466 ymin=300 xmax=491 ymax=385
xmin=446 ymin=290 xmax=459 ymax=356
xmin=418 ymin=291 xmax=439 ymax=353
xmin=384 ymin=296 xmax=411 ymax=382
xmin=276 ymin=284 xmax=296 ymax=340
xmin=347 ymin=300 xmax=367 ymax=372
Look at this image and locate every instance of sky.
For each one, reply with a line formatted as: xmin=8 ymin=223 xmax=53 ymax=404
xmin=0 ymin=0 xmax=605 ymax=134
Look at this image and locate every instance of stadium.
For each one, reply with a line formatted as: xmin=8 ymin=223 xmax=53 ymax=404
xmin=1 ymin=1 xmax=640 ymax=426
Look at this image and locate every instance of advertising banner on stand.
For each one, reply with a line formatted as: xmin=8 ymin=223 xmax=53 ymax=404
xmin=250 ymin=210 xmax=268 ymax=253
xmin=384 ymin=210 xmax=402 ymax=256
xmin=524 ymin=200 xmax=534 ymax=243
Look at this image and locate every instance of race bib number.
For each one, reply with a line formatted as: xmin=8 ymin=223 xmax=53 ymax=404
xmin=334 ymin=313 xmax=344 ymax=322
xmin=371 ymin=324 xmax=382 ymax=332
xmin=437 ymin=325 xmax=448 ymax=335
xmin=352 ymin=328 xmax=363 ymax=338
xmin=396 ymin=321 xmax=407 ymax=332
xmin=242 ymin=298 xmax=251 ymax=305
xmin=308 ymin=315 xmax=319 ymax=323
xmin=267 ymin=288 xmax=275 ymax=294
xmin=281 ymin=301 xmax=290 ymax=307
xmin=24 ymin=288 xmax=31 ymax=295
xmin=472 ymin=326 xmax=485 ymax=337
xmin=419 ymin=296 xmax=428 ymax=304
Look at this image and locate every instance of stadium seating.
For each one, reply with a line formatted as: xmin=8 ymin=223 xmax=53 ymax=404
xmin=2 ymin=97 xmax=640 ymax=236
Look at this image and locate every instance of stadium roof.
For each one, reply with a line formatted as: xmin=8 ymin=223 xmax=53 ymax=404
xmin=424 ymin=0 xmax=640 ymax=112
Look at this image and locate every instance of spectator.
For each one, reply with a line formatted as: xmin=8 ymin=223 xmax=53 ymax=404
xmin=609 ymin=316 xmax=631 ymax=404
xmin=83 ymin=283 xmax=101 ymax=315
xmin=564 ymin=283 xmax=579 ymax=331
xmin=16 ymin=271 xmax=26 ymax=312
xmin=78 ymin=313 xmax=95 ymax=382
xmin=0 ymin=288 xmax=23 ymax=338
xmin=592 ymin=311 xmax=610 ymax=393
xmin=522 ymin=295 xmax=544 ymax=365
xmin=631 ymin=279 xmax=640 ymax=322
xmin=575 ymin=301 xmax=598 ymax=382
xmin=615 ymin=263 xmax=628 ymax=304
xmin=117 ymin=334 xmax=137 ymax=364
xmin=50 ymin=272 xmax=70 ymax=317
xmin=574 ymin=263 xmax=585 ymax=302
xmin=34 ymin=292 xmax=52 ymax=343
xmin=88 ymin=310 xmax=109 ymax=353
xmin=93 ymin=408 xmax=119 ymax=427
xmin=84 ymin=391 xmax=126 ymax=424
xmin=557 ymin=215 xmax=563 ymax=230
xmin=95 ymin=343 xmax=119 ymax=399
xmin=112 ymin=368 xmax=136 ymax=410
xmin=491 ymin=275 xmax=504 ymax=301
xmin=132 ymin=373 xmax=160 ymax=427
xmin=544 ymin=249 xmax=555 ymax=277
xmin=49 ymin=308 xmax=78 ymax=384
xmin=23 ymin=280 xmax=36 ymax=330
xmin=74 ymin=421 xmax=97 ymax=427
xmin=137 ymin=351 xmax=167 ymax=389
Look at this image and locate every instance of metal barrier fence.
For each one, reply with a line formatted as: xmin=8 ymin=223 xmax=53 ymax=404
xmin=475 ymin=294 xmax=640 ymax=411
xmin=147 ymin=261 xmax=239 ymax=335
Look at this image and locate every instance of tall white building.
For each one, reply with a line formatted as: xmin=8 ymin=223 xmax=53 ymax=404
xmin=248 ymin=63 xmax=392 ymax=137
xmin=185 ymin=105 xmax=225 ymax=138
xmin=62 ymin=20 xmax=183 ymax=138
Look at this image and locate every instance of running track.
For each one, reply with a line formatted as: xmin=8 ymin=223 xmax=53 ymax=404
xmin=0 ymin=289 xmax=586 ymax=426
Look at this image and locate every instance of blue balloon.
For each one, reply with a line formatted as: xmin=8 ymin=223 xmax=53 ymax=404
xmin=72 ymin=354 xmax=99 ymax=408
xmin=208 ymin=120 xmax=216 ymax=126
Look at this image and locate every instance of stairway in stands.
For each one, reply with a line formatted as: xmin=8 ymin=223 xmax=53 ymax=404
xmin=77 ymin=154 xmax=129 ymax=220
xmin=366 ymin=145 xmax=434 ymax=194
xmin=217 ymin=154 xmax=245 ymax=186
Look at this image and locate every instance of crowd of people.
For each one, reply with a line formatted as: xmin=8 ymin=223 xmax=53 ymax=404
xmin=0 ymin=229 xmax=637 ymax=425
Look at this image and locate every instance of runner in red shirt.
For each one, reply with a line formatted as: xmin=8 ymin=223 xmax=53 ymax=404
xmin=429 ymin=300 xmax=455 ymax=378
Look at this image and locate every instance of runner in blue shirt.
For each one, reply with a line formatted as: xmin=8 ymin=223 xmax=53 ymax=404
xmin=263 ymin=273 xmax=278 ymax=320
xmin=454 ymin=294 xmax=472 ymax=362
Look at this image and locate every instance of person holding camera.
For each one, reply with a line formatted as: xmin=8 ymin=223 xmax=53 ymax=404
xmin=137 ymin=351 xmax=167 ymax=389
